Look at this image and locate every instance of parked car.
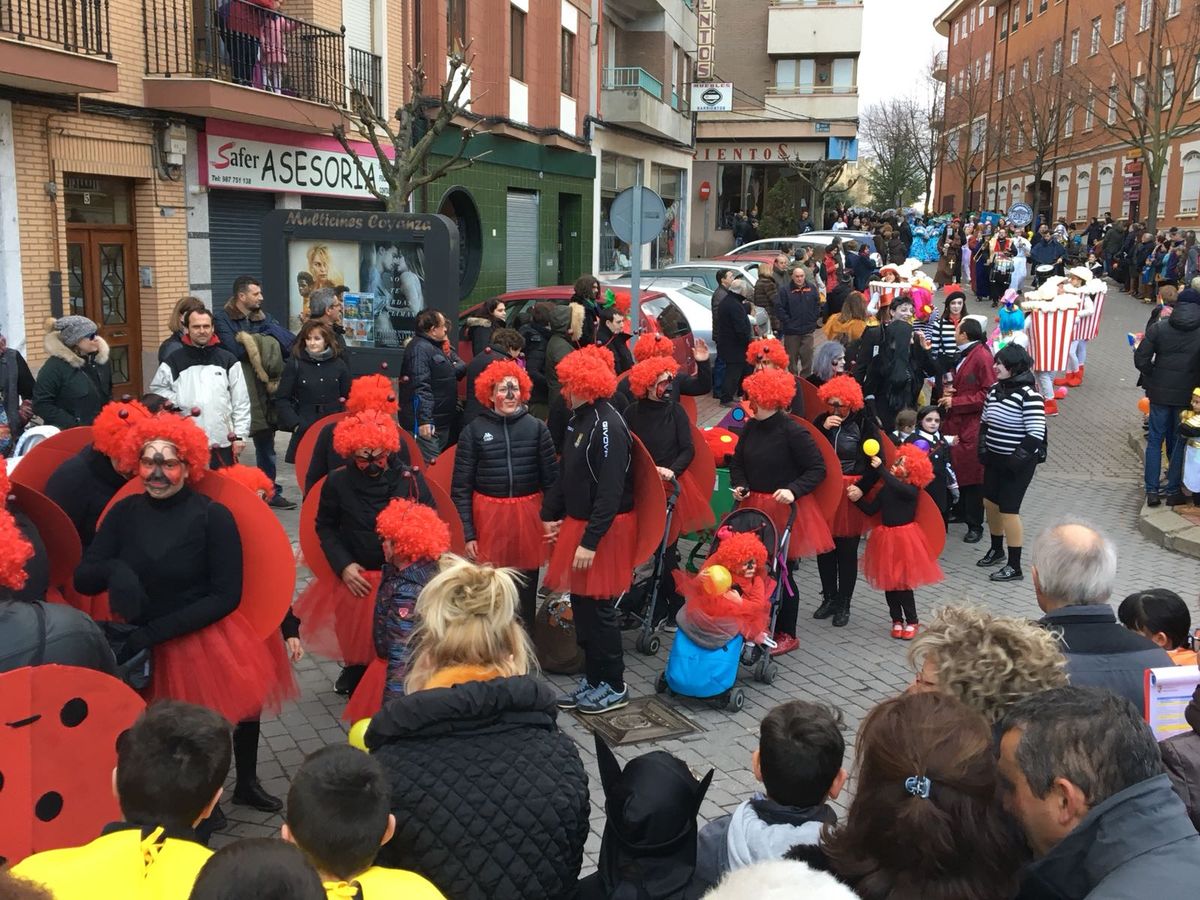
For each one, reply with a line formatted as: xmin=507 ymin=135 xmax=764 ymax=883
xmin=724 ymin=231 xmax=880 ymax=262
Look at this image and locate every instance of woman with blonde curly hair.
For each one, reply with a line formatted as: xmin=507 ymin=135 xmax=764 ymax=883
xmin=365 ymin=558 xmax=589 ymax=900
xmin=906 ymin=604 xmax=1068 ymax=723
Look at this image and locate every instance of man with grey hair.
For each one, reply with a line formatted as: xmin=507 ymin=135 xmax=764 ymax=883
xmin=998 ymin=687 xmax=1200 ymax=896
xmin=306 ymin=286 xmax=346 ymax=350
xmin=1033 ymin=520 xmax=1170 ymax=712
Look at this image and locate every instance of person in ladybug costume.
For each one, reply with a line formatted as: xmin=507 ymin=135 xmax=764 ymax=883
xmin=303 ymin=373 xmax=407 ymax=495
xmin=746 ymin=337 xmax=806 ymax=417
xmin=673 ymin=529 xmax=774 ymax=647
xmin=623 ymin=331 xmax=713 ymax=402
xmin=730 ymin=367 xmax=831 ymax=656
xmin=451 ymin=357 xmax=557 ymax=632
xmin=543 ymin=345 xmax=639 ymax=716
xmin=812 ymin=374 xmax=879 ymax=628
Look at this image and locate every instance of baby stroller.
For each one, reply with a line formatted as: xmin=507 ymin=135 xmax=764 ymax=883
xmin=616 ymin=481 xmax=681 ymax=656
xmin=654 ymin=504 xmax=794 ymax=712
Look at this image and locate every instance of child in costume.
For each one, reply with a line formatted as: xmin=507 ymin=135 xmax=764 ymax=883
xmin=905 ymin=405 xmax=958 ymax=526
xmin=1180 ymin=387 xmax=1200 ymax=504
xmin=673 ymin=529 xmax=774 ymax=648
xmin=994 ymin=290 xmax=1028 ymax=351
xmin=890 ymin=408 xmax=916 ymax=444
xmin=848 ymin=443 xmax=944 ymax=640
xmin=283 ymin=745 xmax=445 ymax=899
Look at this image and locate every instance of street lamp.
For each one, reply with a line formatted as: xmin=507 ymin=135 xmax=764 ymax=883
xmin=968 ymin=164 xmax=979 ymax=210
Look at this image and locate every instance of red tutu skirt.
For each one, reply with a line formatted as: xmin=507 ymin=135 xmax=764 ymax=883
xmin=148 ymin=612 xmax=298 ymax=723
xmin=739 ymin=491 xmax=834 ymax=560
xmin=673 ymin=570 xmax=774 ymax=641
xmin=342 ymin=656 xmax=387 ymax=723
xmin=669 ymin=470 xmax=716 ymax=541
xmin=292 ymin=570 xmax=382 ymax=666
xmin=831 ymin=475 xmax=870 ymax=539
xmin=473 ymin=492 xmax=549 ymax=570
xmin=544 ymin=511 xmax=639 ymax=597
xmin=862 ymin=522 xmax=944 ymax=591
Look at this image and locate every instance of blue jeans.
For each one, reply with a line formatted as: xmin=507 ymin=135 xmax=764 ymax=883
xmin=253 ymin=430 xmax=281 ymax=494
xmin=1145 ymin=404 xmax=1184 ymax=494
xmin=712 ymin=356 xmax=726 ymax=397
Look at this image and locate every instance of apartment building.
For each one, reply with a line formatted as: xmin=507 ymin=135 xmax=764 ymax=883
xmin=689 ymin=0 xmax=862 ymax=257
xmin=934 ymin=0 xmax=1200 ymax=229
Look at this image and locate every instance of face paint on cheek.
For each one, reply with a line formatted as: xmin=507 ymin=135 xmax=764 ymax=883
xmin=654 ymin=378 xmax=673 ymax=400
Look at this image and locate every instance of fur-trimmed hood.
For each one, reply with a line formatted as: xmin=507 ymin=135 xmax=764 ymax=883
xmin=464 ymin=316 xmax=491 ymax=330
xmin=550 ymin=302 xmax=584 ymax=343
xmin=43 ymin=320 xmax=109 ymax=368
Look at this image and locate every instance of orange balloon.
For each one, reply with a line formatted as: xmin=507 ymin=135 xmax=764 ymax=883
xmin=1137 ymin=397 xmax=1151 ymax=414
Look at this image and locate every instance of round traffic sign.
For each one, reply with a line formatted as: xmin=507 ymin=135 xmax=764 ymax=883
xmin=609 ymin=186 xmax=667 ymax=246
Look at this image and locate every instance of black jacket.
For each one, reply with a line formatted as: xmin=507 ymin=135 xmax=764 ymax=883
xmin=32 ymin=332 xmax=113 ymax=429
xmin=847 ymin=251 xmax=874 ymax=291
xmin=1135 ymin=298 xmax=1200 ymax=407
xmin=626 ymin=398 xmax=694 ymax=476
xmin=12 ymin=507 xmax=49 ymax=605
xmin=814 ymin=409 xmax=876 ymax=476
xmin=273 ymin=350 xmax=350 ymax=435
xmin=452 ymin=409 xmax=558 ymax=542
xmin=597 ymin=325 xmax=634 ymax=375
xmin=399 ymin=333 xmax=465 ymax=432
xmin=368 ymin=676 xmax=589 ymax=900
xmin=518 ymin=322 xmax=551 ymax=404
xmin=157 ymin=332 xmax=184 ymax=364
xmin=715 ymin=291 xmax=752 ymax=357
xmin=730 ymin=412 xmax=826 ymax=498
xmin=460 ymin=345 xmax=510 ymax=427
xmin=854 ymin=467 xmax=918 ymax=526
xmin=776 ymin=282 xmax=821 ymax=336
xmin=541 ymin=400 xmax=634 ymax=549
xmin=316 ymin=460 xmax=433 ymax=573
xmin=44 ymin=444 xmax=129 ymax=547
xmin=0 ymin=347 xmax=35 ymax=452
xmin=0 ymin=596 xmax=116 ymax=674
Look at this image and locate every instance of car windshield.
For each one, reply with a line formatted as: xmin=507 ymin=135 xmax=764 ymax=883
xmin=678 ymin=284 xmax=717 ymax=309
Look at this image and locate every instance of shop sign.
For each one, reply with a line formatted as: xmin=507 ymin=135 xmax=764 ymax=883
xmin=696 ymin=0 xmax=716 ymax=80
xmin=694 ymin=143 xmax=820 ymax=163
xmin=692 ymin=83 xmax=733 ymax=113
xmin=201 ymin=120 xmax=390 ymax=199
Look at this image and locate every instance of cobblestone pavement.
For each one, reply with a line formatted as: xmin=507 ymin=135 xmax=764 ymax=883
xmin=219 ymin=276 xmax=1195 ymax=871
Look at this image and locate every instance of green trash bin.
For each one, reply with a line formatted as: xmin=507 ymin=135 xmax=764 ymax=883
xmin=684 ymin=466 xmax=735 ymax=571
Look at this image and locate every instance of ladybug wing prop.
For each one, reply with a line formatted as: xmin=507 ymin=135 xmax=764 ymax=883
xmin=10 ymin=428 xmax=94 ymax=493
xmin=299 ymin=476 xmax=337 ymax=584
xmin=10 ymin=483 xmax=81 ymax=609
xmin=631 ymin=436 xmax=668 ymax=564
xmin=797 ymin=377 xmax=823 ymax=422
xmin=679 ymin=394 xmax=698 ymax=423
xmin=292 ymin=411 xmax=346 ymax=495
xmin=916 ymin=490 xmax=947 ymax=559
xmin=0 ymin=665 xmax=145 ymax=866
xmin=790 ymin=416 xmax=843 ymax=522
xmin=425 ymin=478 xmax=466 ymax=556
xmin=424 ymin=443 xmax=456 ymax=498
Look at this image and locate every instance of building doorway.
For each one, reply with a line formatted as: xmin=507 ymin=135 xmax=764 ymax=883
xmin=66 ymin=229 xmax=142 ymax=396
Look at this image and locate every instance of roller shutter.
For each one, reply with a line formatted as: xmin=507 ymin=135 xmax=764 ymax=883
xmin=505 ymin=190 xmax=539 ymax=291
xmin=208 ymin=190 xmax=276 ymax=303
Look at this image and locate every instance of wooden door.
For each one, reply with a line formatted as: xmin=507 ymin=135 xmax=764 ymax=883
xmin=66 ymin=229 xmax=142 ymax=396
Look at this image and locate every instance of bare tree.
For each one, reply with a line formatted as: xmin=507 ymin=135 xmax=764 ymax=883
xmin=940 ymin=34 xmax=1002 ymax=211
xmin=860 ymin=98 xmax=924 ymax=209
xmin=902 ymin=55 xmax=947 ymax=215
xmin=1007 ymin=69 xmax=1068 ymax=220
xmin=1067 ymin=0 xmax=1200 ymax=233
xmin=784 ymin=157 xmax=859 ymax=227
xmin=332 ymin=49 xmax=484 ymax=212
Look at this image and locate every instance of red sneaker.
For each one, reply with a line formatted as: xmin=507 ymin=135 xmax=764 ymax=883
xmin=1052 ymin=374 xmax=1071 ymax=387
xmin=1065 ymin=370 xmax=1083 ymax=387
xmin=770 ymin=633 xmax=799 ymax=656
xmin=1044 ymin=399 xmax=1059 ymax=416
xmin=890 ymin=621 xmax=904 ymax=639
xmin=902 ymin=623 xmax=919 ymax=641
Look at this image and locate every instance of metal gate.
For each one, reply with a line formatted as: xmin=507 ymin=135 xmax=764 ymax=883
xmin=505 ymin=190 xmax=539 ymax=291
xmin=208 ymin=190 xmax=277 ymax=305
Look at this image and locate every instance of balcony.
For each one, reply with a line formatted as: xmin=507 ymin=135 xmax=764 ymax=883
xmin=932 ymin=50 xmax=947 ymax=82
xmin=763 ymin=85 xmax=859 ymax=120
xmin=601 ymin=67 xmax=692 ymax=144
xmin=767 ymin=0 xmax=863 ymax=56
xmin=142 ymin=0 xmax=349 ymax=131
xmin=349 ymin=46 xmax=382 ymax=117
xmin=0 ymin=0 xmax=118 ymax=93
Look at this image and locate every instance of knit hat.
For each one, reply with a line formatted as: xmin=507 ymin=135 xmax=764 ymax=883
xmin=742 ymin=368 xmax=796 ymax=411
xmin=121 ymin=411 xmax=211 ymax=484
xmin=745 ymin=338 xmax=789 ymax=369
xmin=346 ymin=374 xmax=399 ymax=415
xmin=628 ymin=356 xmax=679 ymax=398
xmin=556 ymin=345 xmax=618 ymax=403
xmin=632 ymin=332 xmax=675 ymax=363
xmin=51 ymin=315 xmax=99 ymax=348
xmin=375 ymin=498 xmax=450 ymax=563
xmin=475 ymin=358 xmax=532 ymax=407
xmin=943 ymin=284 xmax=966 ymax=305
xmin=333 ymin=409 xmax=401 ymax=457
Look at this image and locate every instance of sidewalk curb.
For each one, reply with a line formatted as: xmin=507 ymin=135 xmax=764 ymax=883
xmin=1127 ymin=428 xmax=1200 ymax=559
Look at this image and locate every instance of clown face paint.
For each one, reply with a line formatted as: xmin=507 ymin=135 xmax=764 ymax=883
xmin=492 ymin=377 xmax=522 ymax=416
xmin=353 ymin=449 xmax=387 ymax=478
xmin=652 ymin=374 xmax=674 ymax=401
xmin=138 ymin=440 xmax=187 ymax=499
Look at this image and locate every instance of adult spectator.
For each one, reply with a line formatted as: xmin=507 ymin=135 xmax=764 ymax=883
xmin=214 ymin=275 xmax=296 ymax=505
xmin=32 ymin=315 xmax=112 ymax=429
xmin=1032 ymin=520 xmax=1171 ymax=711
xmin=570 ymin=274 xmax=602 ymax=345
xmin=464 ymin=297 xmax=508 ymax=357
xmin=821 ymin=244 xmax=850 ymax=317
xmin=1162 ymin=684 xmax=1200 ymax=830
xmin=1134 ymin=286 xmax=1200 ymax=507
xmin=879 ymin=224 xmax=906 ymax=265
xmin=777 ymin=265 xmax=821 ymax=378
xmin=596 ymin=306 xmax=633 ymax=373
xmin=399 ymin=309 xmax=465 ymax=462
xmin=149 ymin=307 xmax=251 ymax=469
xmin=0 ymin=322 xmax=35 ymax=457
xmin=732 ymin=278 xmax=768 ymax=337
xmin=544 ymin=301 xmax=583 ymax=450
xmin=459 ymin=327 xmax=524 ymax=426
xmin=940 ymin=317 xmax=993 ymax=542
xmin=272 ymin=319 xmax=350 ymax=468
xmin=715 ymin=267 xmax=753 ymax=406
xmin=518 ymin=302 xmax=554 ymax=417
xmin=797 ymin=208 xmax=814 ymax=234
xmin=846 ymin=240 xmax=874 ymax=292
xmin=1101 ymin=219 xmax=1127 ymax=277
xmin=159 ymin=296 xmax=207 ymax=363
xmin=907 ymin=604 xmax=1067 ymax=723
xmin=754 ymin=255 xmax=790 ymax=333
xmin=898 ymin=215 xmax=914 ymax=255
xmin=821 ymin=290 xmax=868 ymax=358
xmin=367 ymin=560 xmax=589 ymax=900
xmin=998 ymin=687 xmax=1200 ymax=895
xmin=305 ymin=286 xmax=347 ymax=350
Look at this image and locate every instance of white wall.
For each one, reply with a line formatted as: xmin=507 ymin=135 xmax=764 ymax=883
xmin=0 ymin=100 xmax=25 ymax=354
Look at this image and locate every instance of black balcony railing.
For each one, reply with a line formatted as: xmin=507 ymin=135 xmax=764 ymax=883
xmin=144 ymin=0 xmax=346 ymax=107
xmin=349 ymin=46 xmax=382 ymax=116
xmin=1 ymin=0 xmax=111 ymax=57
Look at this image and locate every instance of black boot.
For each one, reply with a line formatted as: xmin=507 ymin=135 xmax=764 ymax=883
xmin=832 ymin=595 xmax=851 ymax=628
xmin=991 ymin=546 xmax=1024 ymax=582
xmin=813 ymin=592 xmax=838 ymax=620
xmin=977 ymin=535 xmax=1005 ymax=567
xmin=335 ymin=664 xmax=366 ymax=695
xmin=231 ymin=720 xmax=283 ymax=813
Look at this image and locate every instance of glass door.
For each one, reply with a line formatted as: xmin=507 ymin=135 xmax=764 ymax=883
xmin=65 ymin=229 xmax=142 ymax=397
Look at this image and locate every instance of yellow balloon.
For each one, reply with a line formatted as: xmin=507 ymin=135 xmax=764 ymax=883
xmin=862 ymin=438 xmax=881 ymax=457
xmin=702 ymin=564 xmax=733 ymax=595
xmin=348 ymin=718 xmax=371 ymax=751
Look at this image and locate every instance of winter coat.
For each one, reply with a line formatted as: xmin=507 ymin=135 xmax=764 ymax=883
xmin=157 ymin=332 xmax=184 ymax=364
xmin=1162 ymin=685 xmax=1200 ymax=832
xmin=518 ymin=321 xmax=551 ymax=404
xmin=44 ymin=444 xmax=130 ymax=547
xmin=464 ymin=315 xmax=501 ymax=357
xmin=1135 ymin=299 xmax=1200 ymax=408
xmin=373 ymin=558 xmax=438 ymax=701
xmin=814 ymin=409 xmax=876 ymax=476
xmin=754 ymin=271 xmax=782 ymax=332
xmin=234 ymin=330 xmax=285 ymax=435
xmin=32 ymin=330 xmax=112 ymax=429
xmin=1101 ymin=224 xmax=1127 ymax=256
xmin=452 ymin=408 xmax=557 ymax=542
xmin=776 ymin=282 xmax=821 ymax=337
xmin=597 ymin=324 xmax=634 ymax=375
xmin=0 ymin=346 xmax=34 ymax=454
xmin=368 ymin=675 xmax=590 ymax=900
xmin=225 ymin=0 xmax=274 ymax=37
xmin=884 ymin=235 xmax=907 ymax=265
xmin=1038 ymin=604 xmax=1172 ymax=715
xmin=942 ymin=341 xmax=994 ymax=486
xmin=148 ymin=337 xmax=252 ymax=448
xmin=273 ymin=349 xmax=350 ymax=461
xmin=1016 ymin=775 xmax=1200 ymax=899
xmin=213 ymin=296 xmax=294 ymax=363
xmin=0 ymin=598 xmax=117 ymax=675
xmin=694 ymin=798 xmax=835 ymax=892
xmin=544 ymin=303 xmax=583 ymax=403
xmin=399 ymin=332 xmax=465 ymax=433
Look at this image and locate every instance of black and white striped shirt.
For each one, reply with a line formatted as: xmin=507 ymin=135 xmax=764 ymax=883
xmin=981 ymin=383 xmax=1047 ymax=455
xmin=933 ymin=318 xmax=959 ymax=359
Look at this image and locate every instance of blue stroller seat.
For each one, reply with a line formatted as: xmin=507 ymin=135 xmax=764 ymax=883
xmin=664 ymin=630 xmax=743 ymax=700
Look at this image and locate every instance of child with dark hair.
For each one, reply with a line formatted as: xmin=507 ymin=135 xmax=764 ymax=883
xmin=695 ymin=700 xmax=847 ymax=890
xmin=1119 ymin=589 xmax=1196 ymax=666
xmin=13 ymin=701 xmax=231 ymax=897
xmin=890 ymin=408 xmax=917 ymax=444
xmin=189 ymin=838 xmax=326 ymax=900
xmin=283 ymin=745 xmax=443 ymax=898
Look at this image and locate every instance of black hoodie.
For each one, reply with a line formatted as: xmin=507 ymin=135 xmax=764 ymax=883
xmin=1135 ymin=296 xmax=1200 ymax=407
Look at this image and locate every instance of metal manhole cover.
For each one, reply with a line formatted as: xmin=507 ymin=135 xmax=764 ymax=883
xmin=572 ymin=697 xmax=701 ymax=746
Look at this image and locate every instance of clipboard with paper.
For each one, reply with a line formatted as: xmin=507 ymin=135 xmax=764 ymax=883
xmin=1145 ymin=666 xmax=1200 ymax=741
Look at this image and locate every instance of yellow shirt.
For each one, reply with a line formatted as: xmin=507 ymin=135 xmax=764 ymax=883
xmin=324 ymin=866 xmax=446 ymax=899
xmin=12 ymin=826 xmax=211 ymax=900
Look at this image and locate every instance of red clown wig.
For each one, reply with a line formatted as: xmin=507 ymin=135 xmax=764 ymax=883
xmin=893 ymin=443 xmax=935 ymax=488
xmin=216 ymin=463 xmax=275 ymax=500
xmin=708 ymin=530 xmax=768 ymax=576
xmin=742 ymin=367 xmax=796 ymax=411
xmin=474 ymin=359 xmax=533 ymax=408
xmin=745 ymin=338 xmax=789 ymax=370
xmin=375 ymin=498 xmax=451 ymax=563
xmin=346 ymin=374 xmax=399 ymax=415
xmin=92 ymin=398 xmax=151 ymax=460
xmin=556 ymin=345 xmax=618 ymax=403
xmin=628 ymin=356 xmax=680 ymax=399
xmin=632 ymin=332 xmax=675 ymax=362
xmin=333 ymin=409 xmax=401 ymax=457
xmin=122 ymin=412 xmax=211 ymax=483
xmin=817 ymin=374 xmax=865 ymax=413
xmin=0 ymin=507 xmax=33 ymax=591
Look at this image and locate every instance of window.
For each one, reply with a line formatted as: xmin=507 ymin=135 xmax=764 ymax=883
xmin=997 ymin=73 xmax=1005 ymax=101
xmin=1022 ymin=58 xmax=1030 ymax=84
xmin=1076 ymin=171 xmax=1090 ymax=219
xmin=969 ymin=7 xmax=975 ymax=29
xmin=1133 ymin=76 xmax=1146 ymax=111
xmin=947 ymin=129 xmax=960 ymax=161
xmin=1001 ymin=10 xmax=1008 ymax=38
xmin=509 ymin=6 xmax=525 ymax=81
xmin=1070 ymin=29 xmax=1079 ymax=65
xmin=1017 ymin=126 xmax=1025 ymax=151
xmin=1107 ymin=84 xmax=1119 ymax=123
xmin=1064 ymin=102 xmax=1075 ymax=136
xmin=1040 ymin=0 xmax=1047 ymax=11
xmin=1162 ymin=64 xmax=1175 ymax=108
xmin=561 ymin=28 xmax=574 ymax=95
xmin=1056 ymin=174 xmax=1070 ymax=218
xmin=1035 ymin=50 xmax=1044 ymax=82
xmin=831 ymin=58 xmax=855 ymax=91
xmin=447 ymin=0 xmax=466 ymax=54
xmin=1169 ymin=0 xmax=1181 ymax=16
xmin=975 ymin=59 xmax=981 ymax=83
xmin=1113 ymin=3 xmax=1125 ymax=43
xmin=953 ymin=20 xmax=959 ymax=43
xmin=1138 ymin=0 xmax=1151 ymax=32
xmin=1026 ymin=0 xmax=1033 ymax=22
xmin=971 ymin=116 xmax=987 ymax=153
xmin=1008 ymin=66 xmax=1015 ymax=94
xmin=1181 ymin=152 xmax=1200 ymax=215
xmin=1052 ymin=39 xmax=1062 ymax=74
xmin=984 ymin=50 xmax=992 ymax=79
xmin=1011 ymin=2 xmax=1019 ymax=32
xmin=1090 ymin=17 xmax=1101 ymax=55
xmin=1194 ymin=56 xmax=1200 ymax=101
xmin=1098 ymin=166 xmax=1114 ymax=215
xmin=1084 ymin=93 xmax=1095 ymax=129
